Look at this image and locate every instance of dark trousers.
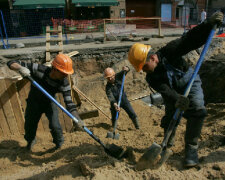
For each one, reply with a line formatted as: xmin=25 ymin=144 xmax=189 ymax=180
xmin=161 ymin=75 xmax=207 ymax=148
xmin=110 ymin=98 xmax=137 ymax=126
xmin=24 ymin=97 xmax=64 ymax=146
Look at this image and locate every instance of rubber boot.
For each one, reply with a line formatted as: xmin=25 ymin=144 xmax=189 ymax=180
xmin=184 ymin=117 xmax=204 ymax=167
xmin=55 ymin=139 xmax=64 ymax=150
xmin=132 ymin=117 xmax=140 ymax=129
xmin=26 ymin=139 xmax=36 ymax=151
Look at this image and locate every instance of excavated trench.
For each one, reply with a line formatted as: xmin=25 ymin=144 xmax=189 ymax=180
xmin=0 ymin=37 xmax=225 ymax=179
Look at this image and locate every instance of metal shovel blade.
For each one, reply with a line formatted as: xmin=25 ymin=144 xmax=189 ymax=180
xmin=136 ymin=142 xmax=162 ymax=171
xmin=104 ymin=143 xmax=125 ymax=159
xmin=106 ymin=131 xmax=120 ymax=140
xmin=154 ymin=148 xmax=173 ymax=169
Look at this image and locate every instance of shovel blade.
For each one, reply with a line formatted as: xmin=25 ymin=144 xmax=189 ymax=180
xmin=106 ymin=131 xmax=120 ymax=140
xmin=113 ymin=133 xmax=120 ymax=140
xmin=154 ymin=149 xmax=173 ymax=169
xmin=136 ymin=142 xmax=162 ymax=171
xmin=105 ymin=143 xmax=124 ymax=159
xmin=106 ymin=132 xmax=114 ymax=139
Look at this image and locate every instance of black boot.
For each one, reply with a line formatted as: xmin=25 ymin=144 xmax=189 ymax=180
xmin=132 ymin=117 xmax=140 ymax=129
xmin=184 ymin=116 xmax=204 ymax=167
xmin=55 ymin=139 xmax=64 ymax=150
xmin=26 ymin=139 xmax=36 ymax=151
xmin=184 ymin=144 xmax=199 ymax=167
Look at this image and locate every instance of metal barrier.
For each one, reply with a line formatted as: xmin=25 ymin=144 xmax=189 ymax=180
xmin=0 ymin=10 xmax=9 ymax=49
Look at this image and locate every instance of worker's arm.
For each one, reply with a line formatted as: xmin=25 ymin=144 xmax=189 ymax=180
xmin=159 ymin=12 xmax=223 ymax=64
xmin=117 ymin=66 xmax=130 ymax=80
xmin=7 ymin=60 xmax=47 ymax=78
xmin=7 ymin=60 xmax=32 ymax=77
xmin=59 ymin=78 xmax=78 ymax=113
xmin=105 ymin=84 xmax=117 ymax=106
xmin=158 ymin=22 xmax=212 ymax=64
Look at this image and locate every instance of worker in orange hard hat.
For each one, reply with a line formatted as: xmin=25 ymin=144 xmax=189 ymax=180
xmin=7 ymin=53 xmax=84 ymax=151
xmin=104 ymin=66 xmax=140 ymax=129
xmin=128 ymin=12 xmax=223 ymax=168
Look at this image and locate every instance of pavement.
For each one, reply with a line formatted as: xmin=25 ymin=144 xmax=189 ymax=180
xmin=0 ymin=28 xmax=185 ymax=56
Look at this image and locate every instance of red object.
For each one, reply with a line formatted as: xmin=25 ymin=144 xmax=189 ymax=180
xmin=216 ymin=33 xmax=225 ymax=37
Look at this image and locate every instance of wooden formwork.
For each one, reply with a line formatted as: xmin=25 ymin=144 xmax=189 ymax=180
xmin=0 ymin=77 xmax=73 ymax=137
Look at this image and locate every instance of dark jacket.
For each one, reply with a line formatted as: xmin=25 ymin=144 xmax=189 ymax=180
xmin=146 ymin=22 xmax=214 ymax=104
xmin=7 ymin=60 xmax=77 ymax=113
xmin=105 ymin=70 xmax=127 ymax=106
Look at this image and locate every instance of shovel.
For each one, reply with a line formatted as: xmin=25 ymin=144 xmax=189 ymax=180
xmin=136 ymin=25 xmax=217 ymax=170
xmin=26 ymin=76 xmax=124 ymax=159
xmin=106 ymin=72 xmax=126 ymax=140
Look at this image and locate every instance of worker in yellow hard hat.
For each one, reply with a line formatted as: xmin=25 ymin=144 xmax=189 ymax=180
xmin=7 ymin=54 xmax=84 ymax=151
xmin=104 ymin=66 xmax=140 ymax=129
xmin=128 ymin=12 xmax=223 ymax=167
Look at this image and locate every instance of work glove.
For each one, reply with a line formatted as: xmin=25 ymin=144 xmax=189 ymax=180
xmin=18 ymin=66 xmax=31 ymax=77
xmin=122 ymin=66 xmax=130 ymax=73
xmin=72 ymin=111 xmax=85 ymax=131
xmin=208 ymin=12 xmax=224 ymax=27
xmin=175 ymin=95 xmax=190 ymax=111
xmin=114 ymin=103 xmax=121 ymax=112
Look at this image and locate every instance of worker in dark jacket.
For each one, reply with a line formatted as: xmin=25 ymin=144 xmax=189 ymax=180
xmin=7 ymin=54 xmax=84 ymax=151
xmin=104 ymin=66 xmax=139 ymax=129
xmin=128 ymin=12 xmax=223 ymax=167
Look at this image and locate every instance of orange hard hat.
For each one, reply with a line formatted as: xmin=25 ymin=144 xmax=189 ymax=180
xmin=128 ymin=43 xmax=151 ymax=72
xmin=104 ymin=67 xmax=115 ymax=78
xmin=52 ymin=54 xmax=74 ymax=75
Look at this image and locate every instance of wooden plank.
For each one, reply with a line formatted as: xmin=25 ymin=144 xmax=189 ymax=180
xmin=46 ymin=51 xmax=51 ymax=62
xmin=58 ymin=26 xmax=63 ymax=53
xmin=5 ymin=79 xmax=25 ymax=134
xmin=57 ymin=94 xmax=67 ymax=132
xmin=0 ymin=107 xmax=10 ymax=136
xmin=46 ymin=30 xmax=62 ymax=33
xmin=46 ymin=26 xmax=51 ymax=62
xmin=0 ymin=79 xmax=19 ymax=135
xmin=0 ymin=125 xmax=3 ymax=136
xmin=79 ymin=110 xmax=99 ymax=120
xmin=46 ymin=42 xmax=50 ymax=52
xmin=16 ymin=79 xmax=28 ymax=113
xmin=59 ymin=93 xmax=73 ymax=132
xmin=56 ymin=94 xmax=66 ymax=132
xmin=68 ymin=75 xmax=81 ymax=106
xmin=0 ymin=80 xmax=10 ymax=136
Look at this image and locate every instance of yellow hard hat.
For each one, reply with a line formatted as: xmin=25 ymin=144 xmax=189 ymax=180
xmin=104 ymin=67 xmax=115 ymax=78
xmin=128 ymin=43 xmax=151 ymax=72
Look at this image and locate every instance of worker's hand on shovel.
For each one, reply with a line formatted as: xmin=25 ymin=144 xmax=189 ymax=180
xmin=175 ymin=95 xmax=189 ymax=111
xmin=72 ymin=111 xmax=85 ymax=131
xmin=209 ymin=12 xmax=224 ymax=26
xmin=114 ymin=103 xmax=121 ymax=112
xmin=18 ymin=66 xmax=31 ymax=78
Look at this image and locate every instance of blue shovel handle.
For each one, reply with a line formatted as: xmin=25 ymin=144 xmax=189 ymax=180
xmin=162 ymin=25 xmax=217 ymax=148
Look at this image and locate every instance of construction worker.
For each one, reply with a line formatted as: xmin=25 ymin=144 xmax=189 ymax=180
xmin=7 ymin=54 xmax=84 ymax=151
xmin=128 ymin=12 xmax=223 ymax=167
xmin=104 ymin=66 xmax=140 ymax=129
